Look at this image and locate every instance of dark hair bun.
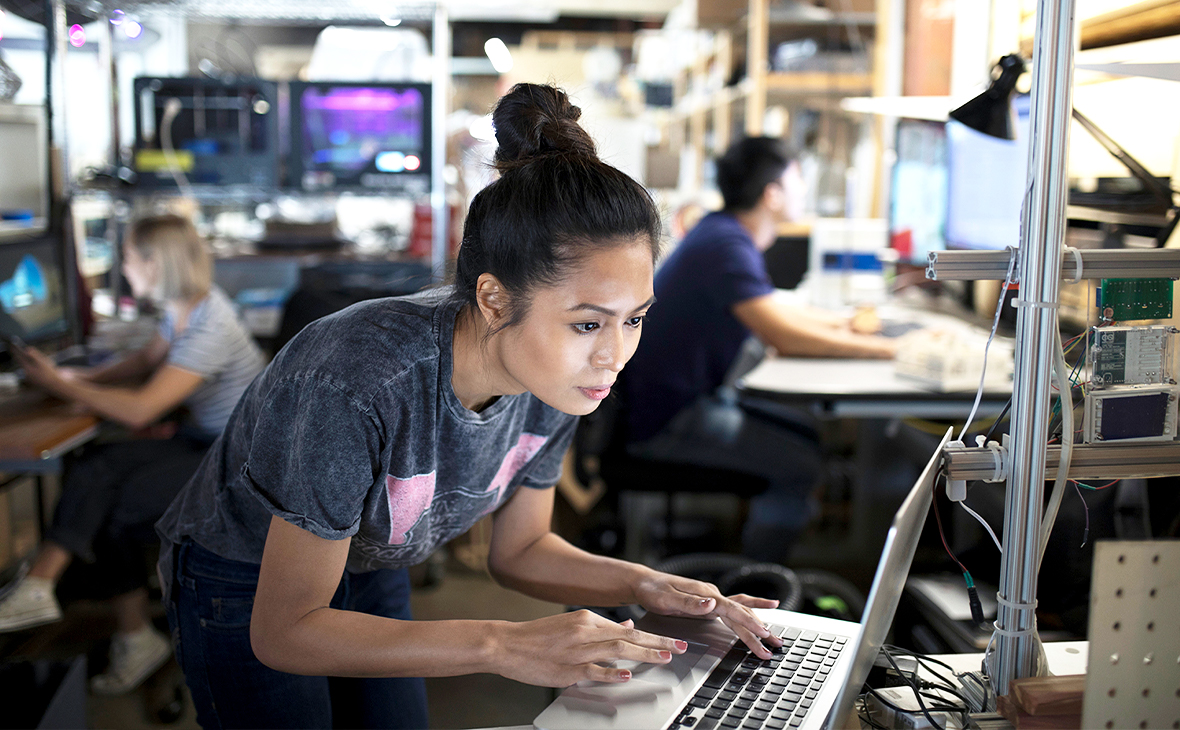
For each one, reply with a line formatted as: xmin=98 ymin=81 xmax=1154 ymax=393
xmin=492 ymin=83 xmax=596 ymax=170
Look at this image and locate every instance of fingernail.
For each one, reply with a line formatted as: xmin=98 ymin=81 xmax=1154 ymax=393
xmin=674 ymin=640 xmax=688 ymax=651
xmin=619 ymin=670 xmax=631 ymax=681
xmin=659 ymin=650 xmax=672 ymax=660
xmin=699 ymin=598 xmax=713 ymax=606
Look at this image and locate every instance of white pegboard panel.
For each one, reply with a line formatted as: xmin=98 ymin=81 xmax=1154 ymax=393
xmin=1082 ymin=541 xmax=1180 ymax=730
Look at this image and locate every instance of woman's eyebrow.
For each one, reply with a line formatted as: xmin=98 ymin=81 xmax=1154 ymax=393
xmin=567 ymin=296 xmax=656 ymax=316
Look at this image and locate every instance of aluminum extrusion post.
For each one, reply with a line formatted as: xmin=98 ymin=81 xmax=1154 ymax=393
xmin=431 ymin=3 xmax=451 ymax=284
xmin=991 ymin=0 xmax=1078 ymax=696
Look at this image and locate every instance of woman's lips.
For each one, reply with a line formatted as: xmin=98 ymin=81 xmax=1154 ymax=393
xmin=578 ymin=385 xmax=612 ymax=401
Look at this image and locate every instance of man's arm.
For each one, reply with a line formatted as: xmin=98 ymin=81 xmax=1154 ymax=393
xmin=732 ymin=293 xmax=896 ymax=359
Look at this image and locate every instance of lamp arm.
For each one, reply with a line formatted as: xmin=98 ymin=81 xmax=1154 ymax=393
xmin=1070 ymin=107 xmax=1175 ymax=208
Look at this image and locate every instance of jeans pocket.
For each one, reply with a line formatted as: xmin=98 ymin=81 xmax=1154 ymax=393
xmin=196 ymin=581 xmax=257 ymax=632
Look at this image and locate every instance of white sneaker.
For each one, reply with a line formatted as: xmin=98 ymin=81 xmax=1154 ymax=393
xmin=90 ymin=625 xmax=173 ymax=695
xmin=0 ymin=577 xmax=62 ymax=632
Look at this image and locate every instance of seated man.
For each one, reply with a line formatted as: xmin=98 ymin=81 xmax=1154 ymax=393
xmin=623 ymin=137 xmax=896 ymax=562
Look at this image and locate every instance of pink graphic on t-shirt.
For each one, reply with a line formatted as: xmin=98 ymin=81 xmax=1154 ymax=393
xmin=386 ymin=472 xmax=436 ymax=545
xmin=486 ymin=434 xmax=549 ymax=505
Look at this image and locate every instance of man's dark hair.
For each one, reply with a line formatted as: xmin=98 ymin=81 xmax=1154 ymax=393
xmin=449 ymin=83 xmax=662 ymax=333
xmin=716 ymin=136 xmax=795 ymax=212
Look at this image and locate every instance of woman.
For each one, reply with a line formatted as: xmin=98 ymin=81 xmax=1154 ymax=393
xmin=0 ymin=215 xmax=265 ymax=695
xmin=155 ymin=84 xmax=783 ymax=730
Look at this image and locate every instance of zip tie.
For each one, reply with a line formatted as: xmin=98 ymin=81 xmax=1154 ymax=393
xmin=984 ymin=439 xmax=1006 ymax=482
xmin=1011 ymin=299 xmax=1060 ymax=309
xmin=992 ymin=593 xmax=1039 ymax=639
xmin=1064 ymin=246 xmax=1084 ymax=284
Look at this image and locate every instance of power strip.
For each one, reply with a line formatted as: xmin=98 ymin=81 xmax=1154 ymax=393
xmin=861 ymin=685 xmax=966 ymax=730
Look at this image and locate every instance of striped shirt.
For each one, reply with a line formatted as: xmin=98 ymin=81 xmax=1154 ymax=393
xmin=159 ymin=286 xmax=265 ymax=439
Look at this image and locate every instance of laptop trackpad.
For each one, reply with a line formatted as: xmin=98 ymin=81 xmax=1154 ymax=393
xmin=612 ymin=640 xmax=709 ymax=687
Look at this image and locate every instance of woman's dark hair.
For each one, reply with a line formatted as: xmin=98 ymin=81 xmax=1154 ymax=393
xmin=716 ymin=136 xmax=795 ymax=212
xmin=449 ymin=83 xmax=662 ymax=332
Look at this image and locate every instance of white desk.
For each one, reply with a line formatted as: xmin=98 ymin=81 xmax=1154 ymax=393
xmin=739 ymin=358 xmax=1010 ymax=420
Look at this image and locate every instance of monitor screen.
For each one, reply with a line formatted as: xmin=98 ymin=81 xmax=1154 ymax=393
xmin=133 ymin=76 xmax=279 ymax=189
xmin=289 ymin=82 xmax=431 ymax=192
xmin=890 ymin=119 xmax=948 ymax=265
xmin=945 ymin=94 xmax=1031 ymax=251
xmin=0 ymin=235 xmax=71 ymax=351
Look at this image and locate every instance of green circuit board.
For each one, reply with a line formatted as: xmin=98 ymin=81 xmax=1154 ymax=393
xmin=1098 ymin=279 xmax=1173 ymax=321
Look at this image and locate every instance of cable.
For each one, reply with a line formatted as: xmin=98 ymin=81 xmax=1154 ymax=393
xmin=1072 ymin=480 xmax=1090 ymax=548
xmin=959 ymin=501 xmax=1002 ymax=552
xmin=959 ymin=247 xmax=1018 ymax=442
xmin=160 ymin=97 xmax=194 ymax=197
xmin=1038 ymin=326 xmax=1076 ymax=573
xmin=933 ymin=477 xmax=986 ymax=624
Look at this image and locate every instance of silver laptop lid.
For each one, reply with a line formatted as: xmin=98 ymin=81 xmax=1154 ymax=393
xmin=825 ymin=426 xmax=953 ymax=729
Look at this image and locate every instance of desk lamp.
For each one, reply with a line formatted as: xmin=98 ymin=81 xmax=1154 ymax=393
xmin=950 ymin=54 xmax=1179 ymax=246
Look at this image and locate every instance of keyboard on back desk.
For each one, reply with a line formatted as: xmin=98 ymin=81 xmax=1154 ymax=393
xmin=669 ymin=625 xmax=847 ymax=730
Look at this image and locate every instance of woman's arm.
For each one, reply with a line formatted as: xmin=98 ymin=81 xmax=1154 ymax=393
xmin=77 ymin=334 xmax=171 ymax=384
xmin=14 ymin=344 xmax=203 ymax=429
xmin=251 ymin=515 xmax=688 ymax=686
xmin=487 ymin=485 xmax=782 ymax=659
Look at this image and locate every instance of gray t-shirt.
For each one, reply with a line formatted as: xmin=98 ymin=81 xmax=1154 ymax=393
xmin=156 ymin=289 xmax=577 ymax=594
xmin=159 ymin=286 xmax=266 ymax=439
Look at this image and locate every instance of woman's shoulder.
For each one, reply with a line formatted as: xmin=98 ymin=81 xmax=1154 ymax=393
xmin=268 ymin=290 xmax=452 ymax=394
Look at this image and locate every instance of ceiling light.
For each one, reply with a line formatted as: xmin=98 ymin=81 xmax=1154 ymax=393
xmin=380 ymin=15 xmax=401 ymax=26
xmin=123 ymin=19 xmax=143 ymax=39
xmin=484 ymin=37 xmax=512 ymax=74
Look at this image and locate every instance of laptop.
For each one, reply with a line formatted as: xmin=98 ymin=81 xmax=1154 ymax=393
xmin=533 ymin=427 xmax=954 ymax=730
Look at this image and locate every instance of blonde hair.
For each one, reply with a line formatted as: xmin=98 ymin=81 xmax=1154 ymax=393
xmin=125 ymin=215 xmax=212 ymax=302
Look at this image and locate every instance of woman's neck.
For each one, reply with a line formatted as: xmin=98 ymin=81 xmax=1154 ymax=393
xmin=166 ymin=291 xmax=207 ymax=335
xmin=450 ymin=308 xmax=512 ymax=413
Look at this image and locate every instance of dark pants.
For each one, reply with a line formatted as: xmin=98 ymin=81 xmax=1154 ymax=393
xmin=47 ymin=436 xmax=209 ymax=596
xmin=165 ymin=541 xmax=429 ymax=730
xmin=629 ymin=396 xmax=824 ymax=562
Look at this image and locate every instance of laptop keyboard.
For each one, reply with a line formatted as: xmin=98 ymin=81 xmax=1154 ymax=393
xmin=667 ymin=625 xmax=847 ymax=730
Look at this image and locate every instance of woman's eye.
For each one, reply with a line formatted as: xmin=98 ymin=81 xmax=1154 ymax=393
xmin=626 ymin=315 xmax=646 ymax=328
xmin=573 ymin=322 xmax=600 ymax=334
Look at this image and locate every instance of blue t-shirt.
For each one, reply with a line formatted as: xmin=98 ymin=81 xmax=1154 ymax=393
xmin=156 ymin=288 xmax=576 ymax=598
xmin=624 ymin=212 xmax=775 ymax=442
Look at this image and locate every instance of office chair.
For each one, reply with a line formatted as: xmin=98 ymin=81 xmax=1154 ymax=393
xmin=574 ymin=365 xmax=773 ymax=565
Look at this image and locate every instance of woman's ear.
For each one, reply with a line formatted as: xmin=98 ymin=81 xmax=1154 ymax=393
xmin=474 ymin=273 xmax=509 ymax=329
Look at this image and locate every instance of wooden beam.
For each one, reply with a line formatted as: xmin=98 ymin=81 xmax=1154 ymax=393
xmin=1082 ymin=0 xmax=1180 ymax=50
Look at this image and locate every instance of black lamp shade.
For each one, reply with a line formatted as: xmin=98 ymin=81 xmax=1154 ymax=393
xmin=949 ymin=54 xmax=1027 ymax=140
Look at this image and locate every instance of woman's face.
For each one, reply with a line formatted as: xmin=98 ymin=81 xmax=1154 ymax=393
xmin=121 ymin=242 xmax=159 ymax=300
xmin=494 ymin=240 xmax=655 ymax=416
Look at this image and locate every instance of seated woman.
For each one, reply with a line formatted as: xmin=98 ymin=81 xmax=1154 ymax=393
xmin=0 ymin=215 xmax=265 ymax=695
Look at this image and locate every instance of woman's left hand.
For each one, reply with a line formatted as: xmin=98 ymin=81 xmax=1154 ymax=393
xmin=632 ymin=571 xmax=782 ymax=659
xmin=12 ymin=345 xmax=67 ymax=394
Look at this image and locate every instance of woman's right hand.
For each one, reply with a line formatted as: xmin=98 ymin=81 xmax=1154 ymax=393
xmin=56 ymin=366 xmax=93 ymax=383
xmin=489 ymin=610 xmax=688 ymax=687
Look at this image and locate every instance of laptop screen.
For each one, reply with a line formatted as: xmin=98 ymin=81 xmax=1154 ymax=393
xmin=825 ymin=427 xmax=953 ymax=729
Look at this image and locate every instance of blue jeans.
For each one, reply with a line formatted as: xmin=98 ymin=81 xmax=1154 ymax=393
xmin=165 ymin=541 xmax=429 ymax=729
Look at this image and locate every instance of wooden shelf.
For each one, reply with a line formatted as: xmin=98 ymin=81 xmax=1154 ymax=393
xmin=764 ymin=71 xmax=874 ymax=95
xmin=1020 ymin=0 xmax=1180 ymax=55
xmin=1082 ymin=0 xmax=1180 ymax=50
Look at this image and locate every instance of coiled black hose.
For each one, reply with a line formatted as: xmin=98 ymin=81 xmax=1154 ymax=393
xmin=654 ymin=553 xmax=803 ymax=613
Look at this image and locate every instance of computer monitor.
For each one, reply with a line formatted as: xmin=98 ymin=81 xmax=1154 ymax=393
xmin=889 ymin=119 xmax=948 ymax=265
xmin=288 ymin=81 xmax=431 ymax=193
xmin=132 ymin=76 xmax=279 ymax=190
xmin=945 ymin=94 xmax=1031 ymax=251
xmin=0 ymin=234 xmax=72 ymax=353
